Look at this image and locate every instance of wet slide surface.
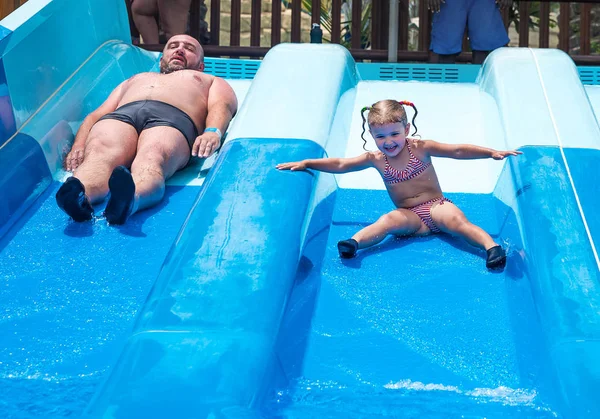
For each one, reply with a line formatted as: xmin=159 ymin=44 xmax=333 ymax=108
xmin=0 ymin=183 xmax=200 ymax=417
xmin=269 ymin=189 xmax=558 ymax=418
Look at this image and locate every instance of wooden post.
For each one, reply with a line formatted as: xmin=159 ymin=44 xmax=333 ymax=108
xmin=418 ymin=0 xmax=430 ymax=52
xmin=271 ymin=0 xmax=281 ymax=46
xmin=189 ymin=0 xmax=200 ymax=41
xmin=518 ymin=1 xmax=529 ymax=47
xmin=250 ymin=0 xmax=261 ymax=46
xmin=580 ymin=4 xmax=591 ymax=55
xmin=291 ymin=0 xmax=301 ymax=42
xmin=371 ymin=0 xmax=381 ymax=50
xmin=230 ymin=0 xmax=241 ymax=46
xmin=398 ymin=0 xmax=408 ymax=51
xmin=539 ymin=2 xmax=550 ymax=48
xmin=312 ymin=0 xmax=321 ymax=25
xmin=558 ymin=3 xmax=570 ymax=52
xmin=210 ymin=0 xmax=221 ymax=45
xmin=332 ymin=0 xmax=341 ymax=44
xmin=351 ymin=0 xmax=361 ymax=49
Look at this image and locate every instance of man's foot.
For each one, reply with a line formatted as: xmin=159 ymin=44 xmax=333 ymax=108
xmin=337 ymin=238 xmax=359 ymax=259
xmin=104 ymin=166 xmax=135 ymax=225
xmin=55 ymin=177 xmax=94 ymax=222
xmin=486 ymin=245 xmax=506 ymax=269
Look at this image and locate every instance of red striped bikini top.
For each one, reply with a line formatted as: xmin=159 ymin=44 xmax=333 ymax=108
xmin=382 ymin=139 xmax=431 ymax=184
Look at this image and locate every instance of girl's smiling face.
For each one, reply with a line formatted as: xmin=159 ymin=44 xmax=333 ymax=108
xmin=370 ymin=121 xmax=410 ymax=157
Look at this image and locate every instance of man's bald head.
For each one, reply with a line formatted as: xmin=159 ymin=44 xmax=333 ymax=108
xmin=160 ymin=35 xmax=205 ymax=74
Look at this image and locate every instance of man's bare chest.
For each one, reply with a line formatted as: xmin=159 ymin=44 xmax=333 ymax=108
xmin=130 ymin=73 xmax=210 ymax=95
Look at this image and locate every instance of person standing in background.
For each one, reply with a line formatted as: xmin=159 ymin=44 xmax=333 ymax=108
xmin=428 ymin=0 xmax=513 ymax=64
xmin=130 ymin=0 xmax=192 ymax=44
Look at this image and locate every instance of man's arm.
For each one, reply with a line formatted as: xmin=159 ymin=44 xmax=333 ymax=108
xmin=192 ymin=77 xmax=238 ymax=158
xmin=65 ymin=80 xmax=128 ymax=171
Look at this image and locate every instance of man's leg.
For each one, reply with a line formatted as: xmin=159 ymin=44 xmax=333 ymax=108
xmin=438 ymin=52 xmax=460 ymax=64
xmin=467 ymin=0 xmax=510 ymax=63
xmin=472 ymin=50 xmax=490 ymax=64
xmin=430 ymin=0 xmax=468 ymax=63
xmin=56 ymin=120 xmax=137 ymax=221
xmin=131 ymin=0 xmax=160 ymax=44
xmin=74 ymin=120 xmax=138 ymax=203
xmin=104 ymin=126 xmax=189 ymax=224
xmin=158 ymin=0 xmax=192 ymax=39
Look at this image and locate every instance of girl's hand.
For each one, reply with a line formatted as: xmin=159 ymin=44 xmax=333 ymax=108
xmin=276 ymin=161 xmax=307 ymax=171
xmin=491 ymin=150 xmax=522 ymax=160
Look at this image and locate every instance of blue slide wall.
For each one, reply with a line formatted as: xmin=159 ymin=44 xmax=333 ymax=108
xmin=482 ymin=49 xmax=600 ymax=417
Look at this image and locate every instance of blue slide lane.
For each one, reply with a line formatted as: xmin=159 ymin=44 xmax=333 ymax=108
xmin=0 ymin=180 xmax=201 ymax=417
xmin=85 ymin=138 xmax=326 ymax=417
xmin=269 ymin=188 xmax=557 ymax=417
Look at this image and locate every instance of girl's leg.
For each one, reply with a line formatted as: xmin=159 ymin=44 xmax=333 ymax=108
xmin=338 ymin=209 xmax=422 ymax=258
xmin=430 ymin=202 xmax=496 ymax=249
xmin=430 ymin=201 xmax=506 ymax=268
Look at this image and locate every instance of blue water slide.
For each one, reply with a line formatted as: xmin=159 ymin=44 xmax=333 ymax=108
xmin=2 ymin=0 xmax=600 ymax=417
xmin=0 ymin=1 xmax=244 ymax=416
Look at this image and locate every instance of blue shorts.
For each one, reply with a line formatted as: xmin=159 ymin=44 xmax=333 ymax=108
xmin=430 ymin=0 xmax=510 ymax=55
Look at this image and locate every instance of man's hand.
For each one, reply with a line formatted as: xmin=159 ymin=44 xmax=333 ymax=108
xmin=491 ymin=150 xmax=522 ymax=160
xmin=496 ymin=0 xmax=513 ymax=11
xmin=428 ymin=0 xmax=444 ymax=13
xmin=276 ymin=161 xmax=308 ymax=171
xmin=65 ymin=147 xmax=85 ymax=171
xmin=192 ymin=132 xmax=221 ymax=158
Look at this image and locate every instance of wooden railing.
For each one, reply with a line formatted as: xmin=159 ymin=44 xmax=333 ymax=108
xmin=2 ymin=1 xmax=599 ymax=65
xmin=170 ymin=0 xmax=600 ymax=64
xmin=0 ymin=0 xmax=26 ymax=19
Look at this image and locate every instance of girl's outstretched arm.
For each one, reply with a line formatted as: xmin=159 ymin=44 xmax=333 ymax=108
xmin=276 ymin=152 xmax=375 ymax=173
xmin=421 ymin=140 xmax=522 ymax=160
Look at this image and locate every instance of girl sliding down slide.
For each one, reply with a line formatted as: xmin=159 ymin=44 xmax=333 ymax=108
xmin=277 ymin=100 xmax=521 ymax=269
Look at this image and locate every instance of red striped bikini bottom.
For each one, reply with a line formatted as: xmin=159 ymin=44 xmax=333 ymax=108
xmin=406 ymin=196 xmax=452 ymax=233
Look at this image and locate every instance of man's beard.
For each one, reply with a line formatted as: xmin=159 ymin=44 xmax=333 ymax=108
xmin=160 ymin=60 xmax=186 ymax=74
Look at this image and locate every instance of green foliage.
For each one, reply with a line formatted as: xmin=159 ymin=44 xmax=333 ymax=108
xmin=283 ymin=0 xmax=372 ymax=49
xmin=508 ymin=1 xmax=558 ymax=34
